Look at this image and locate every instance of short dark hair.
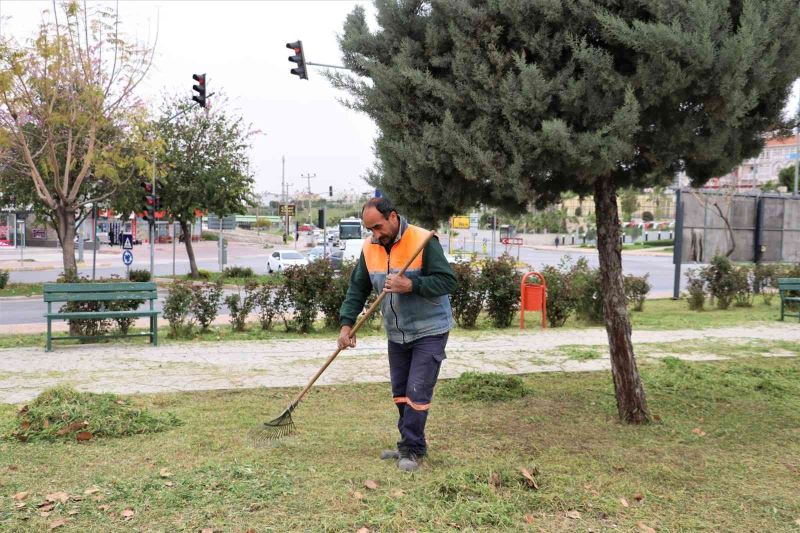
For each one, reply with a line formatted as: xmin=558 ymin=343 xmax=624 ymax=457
xmin=361 ymin=197 xmax=397 ymax=220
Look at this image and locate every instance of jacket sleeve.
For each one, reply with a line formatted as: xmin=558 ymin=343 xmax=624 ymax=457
xmin=339 ymin=253 xmax=373 ymax=327
xmin=411 ymin=236 xmax=457 ymax=297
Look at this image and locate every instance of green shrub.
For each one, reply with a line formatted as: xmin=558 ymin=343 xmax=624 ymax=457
xmin=480 ymin=255 xmax=520 ymax=328
xmin=280 ymin=262 xmax=327 ymax=332
xmin=642 ymin=211 xmax=655 ymax=222
xmin=318 ymin=259 xmax=352 ymax=329
xmin=104 ymin=298 xmax=145 ymax=335
xmin=570 ymin=258 xmax=604 ymax=323
xmin=539 ymin=259 xmax=576 ymax=327
xmin=703 ymin=255 xmax=737 ymax=309
xmin=685 ymin=269 xmax=706 ymax=311
xmin=201 ymin=231 xmax=219 ymax=241
xmin=225 ymin=280 xmax=259 ymax=332
xmin=128 ymin=269 xmax=151 ymax=282
xmin=163 ymin=281 xmax=195 ymax=338
xmin=0 ymin=269 xmax=9 ymax=289
xmin=223 ymin=266 xmax=255 ymax=279
xmin=450 ymin=263 xmax=484 ymax=328
xmin=254 ymin=280 xmax=285 ymax=331
xmin=191 ymin=281 xmax=223 ymax=331
xmin=11 ymin=386 xmax=180 ymax=443
xmin=439 ymin=372 xmax=530 ymax=402
xmin=732 ymin=265 xmax=754 ymax=307
xmin=624 ymin=274 xmax=651 ymax=312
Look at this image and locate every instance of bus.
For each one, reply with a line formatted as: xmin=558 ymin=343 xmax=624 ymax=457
xmin=338 ymin=217 xmax=366 ymax=262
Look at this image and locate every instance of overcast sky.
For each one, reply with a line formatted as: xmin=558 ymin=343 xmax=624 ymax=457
xmin=1 ymin=1 xmax=798 ymax=203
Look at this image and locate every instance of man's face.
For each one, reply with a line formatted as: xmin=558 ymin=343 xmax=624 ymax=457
xmin=363 ymin=207 xmax=399 ymax=247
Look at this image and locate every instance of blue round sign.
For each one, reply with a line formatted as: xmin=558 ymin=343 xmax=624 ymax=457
xmin=122 ymin=250 xmax=133 ymax=266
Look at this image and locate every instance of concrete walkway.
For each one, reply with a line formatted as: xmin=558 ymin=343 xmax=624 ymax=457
xmin=1 ymin=324 xmax=798 ymax=404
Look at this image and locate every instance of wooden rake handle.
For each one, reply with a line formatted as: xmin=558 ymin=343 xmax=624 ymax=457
xmin=288 ymin=230 xmax=435 ymax=409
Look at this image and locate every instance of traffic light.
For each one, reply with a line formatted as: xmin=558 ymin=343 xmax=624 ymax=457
xmin=286 ymin=41 xmax=308 ymax=80
xmin=192 ymin=73 xmax=206 ymax=107
xmin=328 ymin=186 xmax=333 ymax=197
xmin=318 ymin=208 xmax=326 ymax=229
xmin=141 ymin=180 xmax=155 ymax=223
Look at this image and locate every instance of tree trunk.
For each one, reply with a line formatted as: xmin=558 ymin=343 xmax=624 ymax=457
xmin=180 ymin=220 xmax=199 ymax=279
xmin=594 ymin=175 xmax=650 ymax=424
xmin=55 ymin=207 xmax=78 ymax=279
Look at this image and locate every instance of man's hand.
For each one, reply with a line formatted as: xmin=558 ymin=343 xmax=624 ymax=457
xmin=384 ymin=273 xmax=413 ymax=294
xmin=337 ymin=325 xmax=356 ymax=350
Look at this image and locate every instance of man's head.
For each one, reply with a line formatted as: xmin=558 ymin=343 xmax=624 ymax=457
xmin=362 ymin=197 xmax=400 ymax=247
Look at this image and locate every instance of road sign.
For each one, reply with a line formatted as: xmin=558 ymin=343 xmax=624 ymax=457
xmin=207 ymin=214 xmax=237 ymax=230
xmin=469 ymin=213 xmax=479 ymax=236
xmin=279 ymin=204 xmax=296 ymax=217
xmin=501 ymin=237 xmax=523 ymax=246
xmin=121 ymin=234 xmax=133 ymax=250
xmin=122 ymin=250 xmax=133 ymax=266
xmin=451 ymin=216 xmax=469 ymax=229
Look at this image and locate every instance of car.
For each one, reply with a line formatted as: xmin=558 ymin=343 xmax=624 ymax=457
xmin=445 ymin=253 xmax=470 ymax=265
xmin=306 ymin=246 xmax=344 ymax=270
xmin=267 ymin=249 xmax=309 ymax=273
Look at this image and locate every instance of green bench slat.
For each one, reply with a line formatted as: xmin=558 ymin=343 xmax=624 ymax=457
xmin=46 ymin=310 xmax=159 ymax=320
xmin=43 ymin=282 xmax=157 ymax=293
xmin=44 ymin=291 xmax=157 ymax=303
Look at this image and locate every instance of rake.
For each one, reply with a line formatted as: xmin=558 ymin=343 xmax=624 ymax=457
xmin=251 ymin=230 xmax=435 ymax=443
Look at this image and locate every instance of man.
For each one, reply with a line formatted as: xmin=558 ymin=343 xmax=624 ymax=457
xmin=338 ymin=197 xmax=456 ymax=472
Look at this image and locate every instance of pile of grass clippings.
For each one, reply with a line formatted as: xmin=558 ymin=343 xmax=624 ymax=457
xmin=439 ymin=371 xmax=530 ymax=402
xmin=10 ymin=386 xmax=181 ymax=443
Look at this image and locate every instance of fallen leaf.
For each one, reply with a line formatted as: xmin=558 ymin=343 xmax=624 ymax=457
xmin=46 ymin=492 xmax=70 ymax=503
xmin=43 ymin=419 xmax=50 ymax=429
xmin=57 ymin=421 xmax=88 ymax=436
xmin=524 ymin=514 xmax=534 ymax=524
xmin=620 ymin=498 xmax=629 ymax=508
xmin=122 ymin=508 xmax=135 ymax=520
xmin=201 ymin=529 xmax=213 ymax=533
xmin=637 ymin=522 xmax=656 ymax=533
xmin=20 ymin=421 xmax=30 ymax=431
xmin=520 ymin=467 xmax=539 ymax=490
xmin=634 ymin=492 xmax=644 ymax=502
xmin=353 ymin=491 xmax=364 ymax=500
xmin=691 ymin=427 xmax=706 ymax=437
xmin=84 ymin=487 xmax=100 ymax=495
xmin=13 ymin=491 xmax=29 ymax=500
xmin=40 ymin=511 xmax=52 ymax=517
xmin=14 ymin=502 xmax=26 ymax=509
xmin=76 ymin=431 xmax=93 ymax=442
xmin=795 ymin=518 xmax=800 ymax=526
xmin=489 ymin=472 xmax=502 ymax=489
xmin=390 ymin=489 xmax=405 ymax=498
xmin=98 ymin=504 xmax=110 ymax=511
xmin=17 ymin=404 xmax=29 ymax=415
xmin=356 ymin=528 xmax=370 ymax=533
xmin=246 ymin=529 xmax=257 ymax=533
xmin=364 ymin=479 xmax=378 ymax=490
xmin=38 ymin=502 xmax=55 ymax=512
xmin=8 ymin=465 xmax=19 ymax=471
xmin=14 ymin=434 xmax=28 ymax=442
xmin=49 ymin=518 xmax=67 ymax=529
xmin=68 ymin=510 xmax=79 ymax=516
xmin=116 ymin=400 xmax=126 ymax=405
xmin=566 ymin=510 xmax=581 ymax=520
xmin=164 ymin=481 xmax=174 ymax=487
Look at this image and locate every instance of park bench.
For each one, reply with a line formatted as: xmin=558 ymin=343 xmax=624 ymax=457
xmin=777 ymin=278 xmax=800 ymax=322
xmin=43 ymin=282 xmax=159 ymax=352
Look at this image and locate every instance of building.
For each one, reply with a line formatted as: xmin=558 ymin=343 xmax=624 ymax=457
xmin=677 ymin=134 xmax=800 ymax=190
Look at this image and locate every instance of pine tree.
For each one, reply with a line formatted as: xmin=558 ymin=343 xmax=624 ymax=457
xmin=332 ymin=0 xmax=800 ymax=423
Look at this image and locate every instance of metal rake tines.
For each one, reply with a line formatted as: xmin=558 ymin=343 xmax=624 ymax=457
xmin=249 ymin=408 xmax=296 ymax=445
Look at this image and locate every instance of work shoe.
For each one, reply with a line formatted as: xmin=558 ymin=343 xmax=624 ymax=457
xmin=380 ymin=449 xmax=400 ymax=460
xmin=398 ymin=451 xmax=421 ymax=472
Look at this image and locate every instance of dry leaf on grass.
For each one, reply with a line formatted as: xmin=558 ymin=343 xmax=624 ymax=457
xmin=56 ymin=421 xmax=88 ymax=436
xmin=565 ymin=510 xmax=581 ymax=519
xmin=691 ymin=428 xmax=706 ymax=437
xmin=520 ymin=467 xmax=539 ymax=490
xmin=122 ymin=508 xmax=135 ymax=520
xmin=489 ymin=472 xmax=502 ymax=489
xmin=49 ymin=519 xmax=67 ymax=530
xmin=390 ymin=489 xmax=405 ymax=498
xmin=637 ymin=522 xmax=656 ymax=533
xmin=17 ymin=404 xmax=29 ymax=415
xmin=14 ymin=502 xmax=26 ymax=509
xmin=620 ymin=498 xmax=629 ymax=508
xmin=201 ymin=528 xmax=213 ymax=533
xmin=84 ymin=487 xmax=100 ymax=495
xmin=98 ymin=504 xmax=110 ymax=511
xmin=164 ymin=481 xmax=174 ymax=487
xmin=356 ymin=528 xmax=370 ymax=533
xmin=68 ymin=510 xmax=79 ymax=516
xmin=795 ymin=518 xmax=800 ymax=526
xmin=524 ymin=514 xmax=534 ymax=524
xmin=13 ymin=491 xmax=29 ymax=500
xmin=46 ymin=492 xmax=70 ymax=504
xmin=38 ymin=502 xmax=55 ymax=512
xmin=364 ymin=479 xmax=378 ymax=490
xmin=246 ymin=529 xmax=257 ymax=533
xmin=352 ymin=491 xmax=364 ymax=500
xmin=160 ymin=468 xmax=173 ymax=478
xmin=76 ymin=431 xmax=93 ymax=442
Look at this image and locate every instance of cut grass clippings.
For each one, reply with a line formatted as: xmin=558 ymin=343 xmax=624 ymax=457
xmin=9 ymin=386 xmax=181 ymax=443
xmin=438 ymin=371 xmax=530 ymax=402
xmin=1 ymin=356 xmax=798 ymax=530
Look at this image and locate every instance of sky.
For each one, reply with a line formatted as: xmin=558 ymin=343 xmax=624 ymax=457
xmin=0 ymin=1 xmax=798 ymax=204
xmin=0 ymin=0 xmax=380 ymax=202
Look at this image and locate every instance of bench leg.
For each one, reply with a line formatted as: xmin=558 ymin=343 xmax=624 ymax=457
xmin=46 ymin=318 xmax=52 ymax=352
xmin=780 ymin=299 xmax=785 ymax=321
xmin=152 ymin=315 xmax=158 ymax=346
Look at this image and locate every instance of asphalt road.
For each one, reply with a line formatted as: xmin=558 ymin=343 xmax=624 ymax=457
xmin=1 ymin=243 xmax=691 ymax=325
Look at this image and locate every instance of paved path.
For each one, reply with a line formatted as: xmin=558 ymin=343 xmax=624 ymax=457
xmin=1 ymin=325 xmax=798 ymax=404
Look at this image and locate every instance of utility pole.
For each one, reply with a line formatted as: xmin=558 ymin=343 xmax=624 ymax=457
xmin=300 ymin=172 xmax=317 ymax=224
xmin=150 ymin=151 xmax=156 ymax=276
xmin=282 ymin=156 xmax=288 ymax=243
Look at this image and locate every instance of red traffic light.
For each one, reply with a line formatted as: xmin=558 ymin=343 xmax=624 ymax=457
xmin=192 ymin=73 xmax=205 ymax=86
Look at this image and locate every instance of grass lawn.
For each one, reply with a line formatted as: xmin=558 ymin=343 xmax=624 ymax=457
xmin=1 ymin=356 xmax=798 ymax=531
xmin=0 ymin=283 xmax=43 ymax=298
